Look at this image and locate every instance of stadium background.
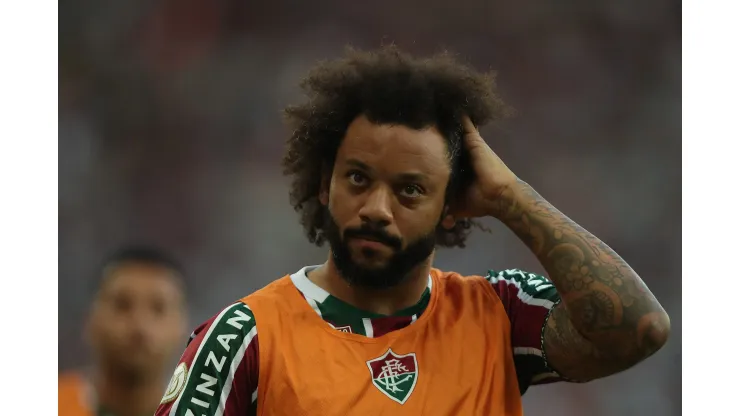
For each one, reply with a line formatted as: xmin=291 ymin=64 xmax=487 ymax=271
xmin=59 ymin=1 xmax=681 ymax=414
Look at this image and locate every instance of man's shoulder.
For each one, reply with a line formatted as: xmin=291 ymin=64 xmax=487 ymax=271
xmin=431 ymin=268 xmax=499 ymax=304
xmin=162 ymin=304 xmax=261 ymax=415
xmin=240 ymin=273 xmax=295 ymax=304
xmin=188 ymin=302 xmax=259 ymax=347
xmin=485 ymin=268 xmax=552 ymax=287
xmin=432 ymin=268 xmax=490 ymax=287
xmin=433 ymin=267 xmax=549 ymax=282
xmin=432 ymin=267 xmax=558 ymax=304
xmin=434 ymin=267 xmax=553 ymax=289
xmin=485 ymin=269 xmax=558 ymax=302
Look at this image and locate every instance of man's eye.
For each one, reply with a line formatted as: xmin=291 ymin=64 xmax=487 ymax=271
xmin=348 ymin=172 xmax=367 ymax=186
xmin=400 ymin=185 xmax=423 ymax=198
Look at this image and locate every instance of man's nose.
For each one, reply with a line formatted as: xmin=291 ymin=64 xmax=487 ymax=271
xmin=358 ymin=186 xmax=393 ymax=227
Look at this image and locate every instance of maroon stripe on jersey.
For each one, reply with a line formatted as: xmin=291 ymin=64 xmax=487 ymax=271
xmin=511 ymin=302 xmax=551 ymax=350
xmin=155 ymin=314 xmax=218 ymax=416
xmin=490 ymin=280 xmax=551 ymax=350
xmin=370 ymin=316 xmax=415 ymax=338
xmin=223 ymin=333 xmax=260 ymax=414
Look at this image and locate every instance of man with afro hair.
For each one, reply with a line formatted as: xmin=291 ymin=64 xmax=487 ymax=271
xmin=156 ymin=46 xmax=669 ymax=416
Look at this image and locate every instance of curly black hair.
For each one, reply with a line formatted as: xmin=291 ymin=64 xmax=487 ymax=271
xmin=282 ymin=46 xmax=511 ymax=248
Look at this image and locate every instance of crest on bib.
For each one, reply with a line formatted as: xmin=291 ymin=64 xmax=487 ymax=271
xmin=366 ymin=348 xmax=418 ymax=405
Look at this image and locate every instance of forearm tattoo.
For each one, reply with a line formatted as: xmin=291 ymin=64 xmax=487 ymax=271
xmin=493 ymin=180 xmax=669 ymax=381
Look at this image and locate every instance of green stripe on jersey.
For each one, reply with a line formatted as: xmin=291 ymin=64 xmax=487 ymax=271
xmin=170 ymin=303 xmax=257 ymax=415
xmin=314 ymin=299 xmax=367 ymax=335
xmin=314 ymin=287 xmax=431 ymax=337
xmin=486 ymin=269 xmax=558 ymax=300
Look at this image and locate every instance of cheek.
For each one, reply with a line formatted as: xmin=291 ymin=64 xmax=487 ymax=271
xmin=327 ymin=175 xmax=342 ymax=206
xmin=328 ymin=189 xmax=356 ymax=223
xmin=95 ymin=324 xmax=126 ymax=347
xmin=158 ymin=316 xmax=185 ymax=340
xmin=396 ymin=209 xmax=439 ymax=239
xmin=149 ymin=328 xmax=173 ymax=348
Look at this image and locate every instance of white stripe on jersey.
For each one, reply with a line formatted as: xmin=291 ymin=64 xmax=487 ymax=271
xmin=513 ymin=347 xmax=543 ymax=357
xmin=169 ymin=303 xmax=240 ymax=416
xmin=362 ymin=318 xmax=374 ymax=338
xmin=290 ymin=265 xmax=330 ymax=302
xmin=531 ymin=372 xmax=561 ymax=383
xmin=305 ymin=296 xmax=323 ymax=318
xmin=215 ymin=323 xmax=258 ymax=416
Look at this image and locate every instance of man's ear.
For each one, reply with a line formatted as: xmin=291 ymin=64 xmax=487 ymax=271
xmin=440 ymin=206 xmax=456 ymax=230
xmin=319 ymin=166 xmax=331 ymax=206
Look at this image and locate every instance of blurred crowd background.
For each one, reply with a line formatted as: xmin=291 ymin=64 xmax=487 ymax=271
xmin=59 ymin=0 xmax=681 ymax=414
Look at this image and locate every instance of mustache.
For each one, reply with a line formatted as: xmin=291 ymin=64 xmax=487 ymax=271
xmin=343 ymin=226 xmax=402 ymax=249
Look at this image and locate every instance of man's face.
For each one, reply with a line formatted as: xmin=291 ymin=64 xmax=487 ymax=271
xmin=88 ymin=262 xmax=186 ymax=381
xmin=322 ymin=115 xmax=452 ymax=289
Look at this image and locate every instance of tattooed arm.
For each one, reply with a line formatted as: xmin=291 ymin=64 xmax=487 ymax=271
xmin=490 ymin=179 xmax=670 ymax=382
xmin=457 ymin=115 xmax=669 ymax=381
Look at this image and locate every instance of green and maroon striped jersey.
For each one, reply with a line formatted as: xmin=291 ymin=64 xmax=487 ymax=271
xmin=155 ymin=266 xmax=562 ymax=416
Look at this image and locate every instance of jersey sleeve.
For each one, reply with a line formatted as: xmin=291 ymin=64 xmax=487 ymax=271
xmin=155 ymin=302 xmax=259 ymax=416
xmin=485 ymin=269 xmax=563 ymax=394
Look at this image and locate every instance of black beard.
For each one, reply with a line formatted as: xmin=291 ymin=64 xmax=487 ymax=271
xmin=322 ymin=208 xmax=436 ymax=290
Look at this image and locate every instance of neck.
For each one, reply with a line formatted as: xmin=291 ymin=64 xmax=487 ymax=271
xmin=93 ymin=365 xmax=163 ymax=416
xmin=310 ymin=253 xmax=433 ymax=315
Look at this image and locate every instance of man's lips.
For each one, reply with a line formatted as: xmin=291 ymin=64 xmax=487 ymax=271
xmin=351 ymin=237 xmax=392 ymax=250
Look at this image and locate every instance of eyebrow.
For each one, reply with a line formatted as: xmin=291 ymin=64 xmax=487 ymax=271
xmin=346 ymin=158 xmax=372 ymax=171
xmin=396 ymin=172 xmax=429 ymax=183
xmin=344 ymin=158 xmax=430 ymax=183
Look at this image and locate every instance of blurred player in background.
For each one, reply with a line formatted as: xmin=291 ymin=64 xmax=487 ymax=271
xmin=59 ymin=246 xmax=187 ymax=416
xmin=156 ymin=47 xmax=670 ymax=415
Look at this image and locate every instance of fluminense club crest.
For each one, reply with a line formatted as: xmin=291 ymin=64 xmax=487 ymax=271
xmin=366 ymin=348 xmax=418 ymax=405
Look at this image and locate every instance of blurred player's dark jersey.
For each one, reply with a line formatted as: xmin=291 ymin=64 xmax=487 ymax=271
xmin=155 ymin=267 xmax=562 ymax=416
